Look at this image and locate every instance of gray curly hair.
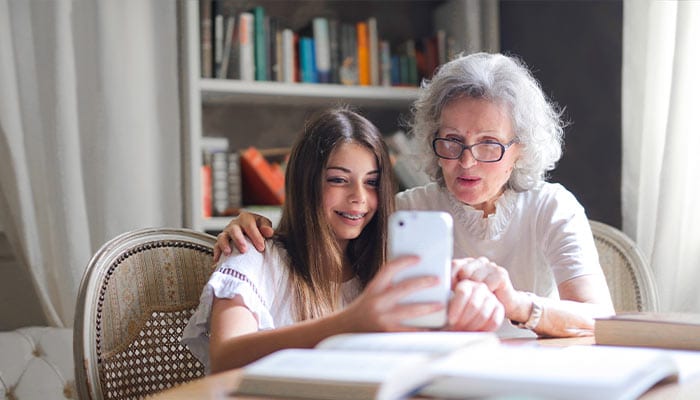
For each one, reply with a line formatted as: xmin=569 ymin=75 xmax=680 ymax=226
xmin=409 ymin=52 xmax=565 ymax=192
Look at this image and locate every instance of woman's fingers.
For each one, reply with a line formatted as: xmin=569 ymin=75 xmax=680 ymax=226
xmin=448 ymin=280 xmax=504 ymax=331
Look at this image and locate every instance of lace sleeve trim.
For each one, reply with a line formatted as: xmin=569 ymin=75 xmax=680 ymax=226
xmin=217 ymin=267 xmax=268 ymax=309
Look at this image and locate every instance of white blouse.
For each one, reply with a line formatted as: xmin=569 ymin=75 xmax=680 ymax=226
xmin=396 ymin=182 xmax=602 ymax=299
xmin=181 ymin=239 xmax=362 ymax=372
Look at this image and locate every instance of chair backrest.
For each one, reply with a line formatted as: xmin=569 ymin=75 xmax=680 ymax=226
xmin=589 ymin=220 xmax=659 ymax=313
xmin=74 ymin=228 xmax=216 ymax=400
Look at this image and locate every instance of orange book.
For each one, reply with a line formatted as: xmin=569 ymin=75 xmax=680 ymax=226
xmin=356 ymin=21 xmax=370 ymax=86
xmin=240 ymin=147 xmax=285 ymax=205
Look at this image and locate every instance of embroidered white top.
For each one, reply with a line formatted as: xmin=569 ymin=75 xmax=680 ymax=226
xmin=181 ymin=238 xmax=362 ymax=372
xmin=396 ymin=182 xmax=602 ymax=299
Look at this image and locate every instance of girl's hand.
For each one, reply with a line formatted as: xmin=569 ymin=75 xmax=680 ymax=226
xmin=214 ymin=212 xmax=275 ymax=261
xmin=339 ymin=256 xmax=445 ymax=332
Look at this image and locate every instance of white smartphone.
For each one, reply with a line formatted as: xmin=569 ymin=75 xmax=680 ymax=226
xmin=388 ymin=210 xmax=453 ymax=328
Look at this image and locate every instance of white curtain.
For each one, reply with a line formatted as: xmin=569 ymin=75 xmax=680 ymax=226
xmin=0 ymin=0 xmax=182 ymax=327
xmin=622 ymin=0 xmax=700 ymax=312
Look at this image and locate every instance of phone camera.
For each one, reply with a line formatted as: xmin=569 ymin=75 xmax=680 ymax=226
xmin=398 ymin=221 xmax=404 ymax=227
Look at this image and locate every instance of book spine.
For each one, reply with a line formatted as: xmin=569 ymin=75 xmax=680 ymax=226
xmin=211 ymin=151 xmax=229 ymax=215
xmin=312 ymin=17 xmax=331 ymax=84
xmin=274 ymin=27 xmax=283 ymax=82
xmin=339 ymin=23 xmax=358 ymax=85
xmin=199 ymin=0 xmax=213 ymax=78
xmin=367 ymin=17 xmax=379 ymax=86
xmin=201 ymin=155 xmax=212 ymax=218
xmin=252 ymin=6 xmax=267 ymax=81
xmin=228 ymin=152 xmax=242 ymax=209
xmin=217 ymin=15 xmax=235 ymax=79
xmin=356 ymin=21 xmax=370 ymax=86
xmin=300 ymin=37 xmax=317 ymax=83
xmin=328 ymin=19 xmax=340 ymax=84
xmin=380 ymin=40 xmax=391 ymax=87
xmin=213 ymin=9 xmax=224 ymax=77
xmin=238 ymin=12 xmax=254 ymax=81
xmin=281 ymin=28 xmax=295 ymax=83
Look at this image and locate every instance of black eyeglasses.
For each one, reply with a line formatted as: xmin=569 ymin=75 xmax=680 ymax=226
xmin=432 ymin=137 xmax=519 ymax=163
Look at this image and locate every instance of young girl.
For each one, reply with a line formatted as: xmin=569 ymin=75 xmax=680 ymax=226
xmin=182 ymin=108 xmax=503 ymax=373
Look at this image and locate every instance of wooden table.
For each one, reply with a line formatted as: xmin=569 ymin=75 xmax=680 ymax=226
xmin=150 ymin=337 xmax=700 ymax=399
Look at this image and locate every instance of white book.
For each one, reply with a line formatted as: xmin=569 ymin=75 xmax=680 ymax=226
xmin=312 ymin=17 xmax=331 ymax=83
xmin=214 ymin=13 xmax=224 ymax=74
xmin=238 ymin=12 xmax=255 ymax=81
xmin=236 ymin=332 xmax=498 ymax=400
xmin=422 ymin=345 xmax=679 ymax=400
xmin=281 ymin=28 xmax=295 ymax=83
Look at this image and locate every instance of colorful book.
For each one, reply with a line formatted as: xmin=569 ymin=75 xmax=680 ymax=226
xmin=356 ymin=21 xmax=370 ymax=86
xmin=251 ymin=6 xmax=267 ymax=81
xmin=299 ymin=37 xmax=317 ymax=83
xmin=237 ymin=11 xmax=254 ymax=81
xmin=312 ymin=17 xmax=331 ymax=83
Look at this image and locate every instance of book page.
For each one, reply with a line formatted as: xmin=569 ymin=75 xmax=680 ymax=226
xmin=242 ymin=348 xmax=429 ymax=382
xmin=315 ymin=332 xmax=498 ymax=355
xmin=422 ymin=345 xmax=678 ymax=400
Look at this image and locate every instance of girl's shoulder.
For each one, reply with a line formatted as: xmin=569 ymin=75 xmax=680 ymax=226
xmin=215 ymin=238 xmax=290 ymax=287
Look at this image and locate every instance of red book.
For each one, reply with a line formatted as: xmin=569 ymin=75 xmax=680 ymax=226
xmin=240 ymin=147 xmax=285 ymax=205
xmin=201 ymin=164 xmax=212 ymax=218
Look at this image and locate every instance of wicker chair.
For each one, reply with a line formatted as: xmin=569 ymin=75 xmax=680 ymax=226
xmin=74 ymin=228 xmax=216 ymax=400
xmin=589 ymin=220 xmax=659 ymax=312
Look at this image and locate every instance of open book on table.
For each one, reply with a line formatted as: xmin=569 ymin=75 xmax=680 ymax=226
xmin=235 ymin=331 xmax=679 ymax=400
xmin=235 ymin=331 xmax=498 ymax=400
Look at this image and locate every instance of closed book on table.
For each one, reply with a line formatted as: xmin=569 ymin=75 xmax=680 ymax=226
xmin=595 ymin=312 xmax=700 ymax=351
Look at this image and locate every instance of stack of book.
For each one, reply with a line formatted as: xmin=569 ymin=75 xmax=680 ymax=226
xmin=201 ymin=138 xmax=289 ymax=218
xmin=199 ymin=1 xmax=458 ymax=86
xmin=201 ymin=137 xmax=242 ymax=218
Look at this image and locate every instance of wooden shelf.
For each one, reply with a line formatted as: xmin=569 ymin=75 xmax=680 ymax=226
xmin=200 ymin=79 xmax=420 ymax=108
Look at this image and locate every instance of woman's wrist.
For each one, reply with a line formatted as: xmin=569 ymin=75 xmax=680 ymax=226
xmin=509 ymin=290 xmax=538 ymax=326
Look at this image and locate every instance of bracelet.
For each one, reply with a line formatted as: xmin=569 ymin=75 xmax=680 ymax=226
xmin=514 ymin=292 xmax=544 ymax=330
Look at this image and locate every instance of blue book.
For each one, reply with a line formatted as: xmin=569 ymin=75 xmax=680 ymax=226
xmin=300 ymin=37 xmax=318 ymax=83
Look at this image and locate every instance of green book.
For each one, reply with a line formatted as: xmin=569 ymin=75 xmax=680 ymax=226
xmin=251 ymin=6 xmax=267 ymax=81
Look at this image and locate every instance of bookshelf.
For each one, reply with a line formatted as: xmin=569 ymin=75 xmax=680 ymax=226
xmin=178 ymin=0 xmax=499 ymax=233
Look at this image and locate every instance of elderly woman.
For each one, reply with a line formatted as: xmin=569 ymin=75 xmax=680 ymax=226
xmin=216 ymin=53 xmax=615 ymax=338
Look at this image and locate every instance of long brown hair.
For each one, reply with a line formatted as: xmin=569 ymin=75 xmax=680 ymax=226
xmin=274 ymin=107 xmax=396 ymax=320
